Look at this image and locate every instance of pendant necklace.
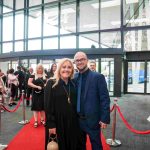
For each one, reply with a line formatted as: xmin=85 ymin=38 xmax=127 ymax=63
xmin=63 ymin=83 xmax=71 ymax=103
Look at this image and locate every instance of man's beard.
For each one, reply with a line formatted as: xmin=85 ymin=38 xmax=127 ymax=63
xmin=78 ymin=65 xmax=88 ymax=73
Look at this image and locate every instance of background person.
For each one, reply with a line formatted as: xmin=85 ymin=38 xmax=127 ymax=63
xmin=46 ymin=63 xmax=57 ymax=79
xmin=7 ymin=68 xmax=18 ymax=106
xmin=89 ymin=61 xmax=96 ymax=72
xmin=74 ymin=52 xmax=110 ymax=150
xmin=44 ymin=58 xmax=82 ymax=150
xmin=28 ymin=64 xmax=47 ymax=128
xmin=25 ymin=67 xmax=34 ymax=106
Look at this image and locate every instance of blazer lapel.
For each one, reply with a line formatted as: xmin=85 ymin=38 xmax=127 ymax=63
xmin=84 ymin=71 xmax=92 ymax=100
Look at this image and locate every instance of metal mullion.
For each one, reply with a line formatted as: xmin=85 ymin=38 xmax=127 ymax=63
xmin=13 ymin=0 xmax=15 ymax=52
xmin=41 ymin=0 xmax=44 ymax=50
xmin=120 ymin=0 xmax=124 ymax=52
xmin=76 ymin=0 xmax=79 ymax=50
xmin=0 ymin=0 xmax=3 ymax=53
xmin=58 ymin=1 xmax=60 ymax=50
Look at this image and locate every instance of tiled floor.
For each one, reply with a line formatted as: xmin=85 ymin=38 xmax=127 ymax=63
xmin=0 ymin=94 xmax=150 ymax=150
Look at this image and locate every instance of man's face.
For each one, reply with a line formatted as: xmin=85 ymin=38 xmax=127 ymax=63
xmin=74 ymin=53 xmax=88 ymax=72
xmin=89 ymin=63 xmax=96 ymax=71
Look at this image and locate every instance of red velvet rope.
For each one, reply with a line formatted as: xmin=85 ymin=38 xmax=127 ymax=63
xmin=110 ymin=105 xmax=115 ymax=113
xmin=1 ymin=97 xmax=23 ymax=112
xmin=116 ymin=105 xmax=150 ymax=134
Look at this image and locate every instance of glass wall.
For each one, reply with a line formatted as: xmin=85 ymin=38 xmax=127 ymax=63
xmin=124 ymin=29 xmax=150 ymax=51
xmin=1 ymin=0 xmax=150 ymax=53
xmin=124 ymin=0 xmax=150 ymax=27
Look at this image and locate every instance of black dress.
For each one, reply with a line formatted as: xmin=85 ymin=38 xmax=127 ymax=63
xmin=30 ymin=75 xmax=46 ymax=111
xmin=44 ymin=79 xmax=82 ymax=150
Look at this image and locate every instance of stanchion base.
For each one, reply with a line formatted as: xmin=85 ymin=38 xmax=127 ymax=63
xmin=106 ymin=139 xmax=121 ymax=146
xmin=0 ymin=144 xmax=7 ymax=150
xmin=18 ymin=120 xmax=30 ymax=125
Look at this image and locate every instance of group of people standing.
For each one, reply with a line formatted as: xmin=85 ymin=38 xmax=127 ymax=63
xmin=44 ymin=51 xmax=110 ymax=150
xmin=1 ymin=51 xmax=110 ymax=150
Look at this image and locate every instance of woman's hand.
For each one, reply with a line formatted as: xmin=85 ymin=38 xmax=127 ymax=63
xmin=37 ymin=86 xmax=42 ymax=90
xmin=49 ymin=128 xmax=56 ymax=135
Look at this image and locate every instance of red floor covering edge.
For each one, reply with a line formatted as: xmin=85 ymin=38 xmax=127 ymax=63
xmin=7 ymin=117 xmax=110 ymax=150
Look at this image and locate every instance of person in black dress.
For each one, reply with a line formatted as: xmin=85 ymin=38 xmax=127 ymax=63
xmin=44 ymin=58 xmax=82 ymax=150
xmin=28 ymin=64 xmax=47 ymax=127
xmin=46 ymin=63 xmax=57 ymax=79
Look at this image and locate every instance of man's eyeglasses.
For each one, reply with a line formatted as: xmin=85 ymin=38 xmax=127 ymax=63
xmin=74 ymin=58 xmax=86 ymax=63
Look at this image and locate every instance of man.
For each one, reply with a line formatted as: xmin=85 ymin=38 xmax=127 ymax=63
xmin=89 ymin=61 xmax=96 ymax=72
xmin=14 ymin=66 xmax=25 ymax=99
xmin=25 ymin=67 xmax=33 ymax=106
xmin=74 ymin=52 xmax=110 ymax=150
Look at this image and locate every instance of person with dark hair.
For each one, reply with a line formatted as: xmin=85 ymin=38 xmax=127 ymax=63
xmin=89 ymin=61 xmax=96 ymax=72
xmin=25 ymin=67 xmax=33 ymax=106
xmin=7 ymin=68 xmax=18 ymax=106
xmin=14 ymin=66 xmax=25 ymax=99
xmin=46 ymin=63 xmax=57 ymax=78
xmin=74 ymin=52 xmax=110 ymax=150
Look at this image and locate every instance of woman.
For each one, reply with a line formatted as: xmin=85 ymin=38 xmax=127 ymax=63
xmin=44 ymin=58 xmax=82 ymax=150
xmin=28 ymin=64 xmax=47 ymax=127
xmin=47 ymin=63 xmax=57 ymax=78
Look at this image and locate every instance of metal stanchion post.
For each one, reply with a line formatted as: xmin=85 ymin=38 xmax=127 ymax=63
xmin=18 ymin=90 xmax=29 ymax=125
xmin=106 ymin=98 xmax=121 ymax=146
xmin=0 ymin=101 xmax=8 ymax=149
xmin=0 ymin=102 xmax=1 ymax=132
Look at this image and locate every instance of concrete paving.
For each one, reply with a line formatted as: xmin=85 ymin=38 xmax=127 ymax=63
xmin=0 ymin=94 xmax=150 ymax=150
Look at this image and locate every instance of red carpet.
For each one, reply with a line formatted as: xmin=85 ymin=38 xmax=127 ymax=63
xmin=7 ymin=117 xmax=110 ymax=150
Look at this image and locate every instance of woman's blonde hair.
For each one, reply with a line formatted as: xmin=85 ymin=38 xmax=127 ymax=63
xmin=35 ymin=63 xmax=46 ymax=80
xmin=53 ymin=58 xmax=74 ymax=87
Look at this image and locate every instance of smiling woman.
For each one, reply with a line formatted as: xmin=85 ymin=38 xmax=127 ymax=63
xmin=44 ymin=58 xmax=83 ymax=150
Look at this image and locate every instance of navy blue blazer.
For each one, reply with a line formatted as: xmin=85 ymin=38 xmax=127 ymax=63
xmin=75 ymin=70 xmax=110 ymax=129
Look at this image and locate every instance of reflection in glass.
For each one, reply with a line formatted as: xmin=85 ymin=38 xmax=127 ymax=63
xmin=80 ymin=0 xmax=99 ymax=32
xmin=20 ymin=59 xmax=28 ymax=68
xmin=3 ymin=0 xmax=13 ymax=13
xmin=29 ymin=59 xmax=37 ymax=72
xmin=3 ymin=42 xmax=13 ymax=53
xmin=44 ymin=5 xmax=58 ymax=36
xmin=124 ymin=29 xmax=150 ymax=51
xmin=79 ymin=33 xmax=99 ymax=48
xmin=100 ymin=0 xmax=120 ymax=29
xmin=101 ymin=58 xmax=114 ymax=96
xmin=3 ymin=15 xmax=13 ymax=41
xmin=15 ymin=41 xmax=24 ymax=52
xmin=29 ymin=0 xmax=41 ymax=7
xmin=60 ymin=3 xmax=76 ymax=34
xmin=43 ymin=38 xmax=58 ymax=49
xmin=11 ymin=61 xmax=18 ymax=71
xmin=100 ymin=32 xmax=121 ymax=48
xmin=60 ymin=36 xmax=76 ymax=49
xmin=128 ymin=62 xmax=145 ymax=93
xmin=28 ymin=7 xmax=41 ymax=38
xmin=16 ymin=0 xmax=24 ymax=10
xmin=124 ymin=0 xmax=150 ymax=27
xmin=28 ymin=39 xmax=41 ymax=50
xmin=15 ymin=11 xmax=24 ymax=40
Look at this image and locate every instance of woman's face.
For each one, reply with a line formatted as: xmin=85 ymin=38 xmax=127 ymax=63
xmin=37 ymin=66 xmax=43 ymax=74
xmin=60 ymin=61 xmax=73 ymax=80
xmin=52 ymin=64 xmax=57 ymax=72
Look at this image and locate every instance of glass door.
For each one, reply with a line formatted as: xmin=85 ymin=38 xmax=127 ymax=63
xmin=146 ymin=62 xmax=150 ymax=93
xmin=127 ymin=61 xmax=150 ymax=94
xmin=101 ymin=58 xmax=114 ymax=96
xmin=127 ymin=62 xmax=145 ymax=93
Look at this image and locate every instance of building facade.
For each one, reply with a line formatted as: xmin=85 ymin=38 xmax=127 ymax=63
xmin=0 ymin=0 xmax=150 ymax=96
